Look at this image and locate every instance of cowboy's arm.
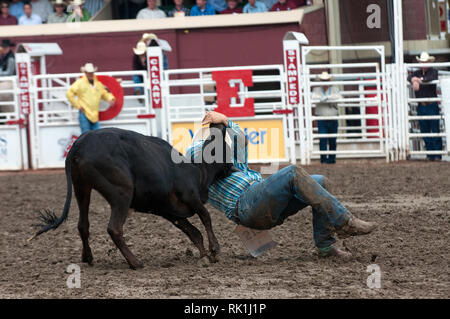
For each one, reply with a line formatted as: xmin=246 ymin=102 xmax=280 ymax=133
xmin=422 ymin=69 xmax=438 ymax=83
xmin=66 ymin=80 xmax=81 ymax=109
xmin=312 ymin=87 xmax=327 ymax=102
xmin=328 ymin=87 xmax=342 ymax=101
xmin=100 ymin=85 xmax=115 ymax=103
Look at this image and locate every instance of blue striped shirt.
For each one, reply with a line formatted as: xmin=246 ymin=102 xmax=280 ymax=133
xmin=186 ymin=120 xmax=263 ymax=221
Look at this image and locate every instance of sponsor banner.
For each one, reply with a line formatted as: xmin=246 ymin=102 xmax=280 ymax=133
xmin=171 ymin=118 xmax=286 ymax=162
xmin=147 ymin=48 xmax=163 ymax=109
xmin=15 ymin=54 xmax=32 ymax=115
xmin=284 ymin=49 xmax=300 ymax=106
xmin=36 ymin=123 xmax=148 ymax=168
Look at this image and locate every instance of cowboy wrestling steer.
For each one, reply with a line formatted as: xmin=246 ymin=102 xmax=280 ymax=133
xmin=30 ymin=124 xmax=234 ymax=269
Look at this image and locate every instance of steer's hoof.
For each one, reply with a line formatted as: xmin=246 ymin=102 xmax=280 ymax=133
xmin=208 ymin=254 xmax=219 ymax=263
xmin=82 ymin=254 xmax=94 ymax=266
xmin=129 ymin=261 xmax=144 ymax=270
xmin=197 ymin=256 xmax=210 ymax=267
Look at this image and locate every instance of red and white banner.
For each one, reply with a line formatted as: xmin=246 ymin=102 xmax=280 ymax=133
xmin=284 ymin=49 xmax=300 ymax=106
xmin=147 ymin=48 xmax=163 ymax=109
xmin=15 ymin=54 xmax=32 ymax=115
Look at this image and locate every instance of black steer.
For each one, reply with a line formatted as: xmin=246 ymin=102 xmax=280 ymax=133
xmin=31 ymin=123 xmax=234 ymax=269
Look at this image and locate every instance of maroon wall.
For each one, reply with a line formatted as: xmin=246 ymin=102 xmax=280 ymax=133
xmin=8 ymin=23 xmax=309 ymax=74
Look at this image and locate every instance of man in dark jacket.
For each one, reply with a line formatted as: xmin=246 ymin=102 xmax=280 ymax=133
xmin=407 ymin=52 xmax=442 ymax=161
xmin=0 ymin=39 xmax=16 ymax=76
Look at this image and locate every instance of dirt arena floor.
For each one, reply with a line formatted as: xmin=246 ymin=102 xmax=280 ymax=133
xmin=1 ymin=160 xmax=449 ymax=299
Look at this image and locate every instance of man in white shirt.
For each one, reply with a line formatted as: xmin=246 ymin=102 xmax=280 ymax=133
xmin=136 ymin=0 xmax=166 ymax=19
xmin=30 ymin=0 xmax=53 ymax=23
xmin=18 ymin=2 xmax=43 ymax=25
xmin=312 ymin=71 xmax=342 ymax=164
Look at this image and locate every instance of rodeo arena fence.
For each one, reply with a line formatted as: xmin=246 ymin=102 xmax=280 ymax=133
xmin=0 ymin=33 xmax=449 ymax=171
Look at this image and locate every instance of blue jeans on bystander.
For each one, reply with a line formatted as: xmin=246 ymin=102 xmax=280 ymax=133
xmin=318 ymin=120 xmax=338 ymax=163
xmin=417 ymin=102 xmax=442 ymax=160
xmin=79 ymin=111 xmax=100 ymax=134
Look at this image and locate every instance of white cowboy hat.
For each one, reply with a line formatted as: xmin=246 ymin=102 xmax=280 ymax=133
xmin=52 ymin=0 xmax=67 ymax=6
xmin=317 ymin=71 xmax=333 ymax=81
xmin=80 ymin=63 xmax=97 ymax=73
xmin=416 ymin=52 xmax=435 ymax=63
xmin=142 ymin=33 xmax=158 ymax=42
xmin=70 ymin=0 xmax=85 ymax=6
xmin=192 ymin=127 xmax=232 ymax=149
xmin=133 ymin=41 xmax=147 ymax=55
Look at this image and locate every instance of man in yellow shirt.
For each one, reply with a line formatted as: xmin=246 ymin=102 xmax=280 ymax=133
xmin=66 ymin=63 xmax=116 ymax=133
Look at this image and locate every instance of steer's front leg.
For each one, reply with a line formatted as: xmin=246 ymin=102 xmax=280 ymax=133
xmin=192 ymin=202 xmax=220 ymax=263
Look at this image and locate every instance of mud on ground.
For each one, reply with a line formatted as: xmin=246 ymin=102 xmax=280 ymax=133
xmin=1 ymin=161 xmax=449 ymax=298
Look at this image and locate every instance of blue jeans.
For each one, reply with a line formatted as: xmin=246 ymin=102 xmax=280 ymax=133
xmin=236 ymin=165 xmax=352 ymax=249
xmin=417 ymin=103 xmax=442 ymax=160
xmin=79 ymin=111 xmax=100 ymax=134
xmin=318 ymin=120 xmax=338 ymax=163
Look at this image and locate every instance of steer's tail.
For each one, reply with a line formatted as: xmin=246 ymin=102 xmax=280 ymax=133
xmin=28 ymin=160 xmax=73 ymax=241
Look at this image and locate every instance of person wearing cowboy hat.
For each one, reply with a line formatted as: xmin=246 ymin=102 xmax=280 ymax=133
xmin=407 ymin=52 xmax=442 ymax=161
xmin=0 ymin=39 xmax=15 ymax=76
xmin=67 ymin=0 xmax=91 ymax=22
xmin=66 ymin=63 xmax=116 ymax=133
xmin=47 ymin=0 xmax=68 ymax=23
xmin=132 ymin=41 xmax=148 ymax=95
xmin=141 ymin=33 xmax=169 ymax=70
xmin=186 ymin=111 xmax=377 ymax=259
xmin=311 ymin=71 xmax=342 ymax=164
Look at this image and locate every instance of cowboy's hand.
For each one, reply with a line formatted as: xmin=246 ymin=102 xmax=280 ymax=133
xmin=109 ymin=98 xmax=116 ymax=107
xmin=202 ymin=111 xmax=228 ymax=126
xmin=413 ymin=81 xmax=420 ymax=91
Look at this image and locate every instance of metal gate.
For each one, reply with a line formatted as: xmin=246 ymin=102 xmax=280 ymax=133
xmin=297 ymin=46 xmax=389 ymax=164
xmin=403 ymin=62 xmax=450 ymax=160
xmin=30 ymin=71 xmax=156 ymax=168
xmin=0 ymin=76 xmax=28 ymax=170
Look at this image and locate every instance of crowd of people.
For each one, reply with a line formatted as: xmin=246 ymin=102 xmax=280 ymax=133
xmin=0 ymin=0 xmax=103 ymax=25
xmin=0 ymin=0 xmax=312 ymax=25
xmin=133 ymin=0 xmax=311 ymax=19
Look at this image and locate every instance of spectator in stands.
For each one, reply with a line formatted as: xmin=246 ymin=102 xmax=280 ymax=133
xmin=208 ymin=0 xmax=227 ymax=13
xmin=67 ymin=0 xmax=91 ymax=22
xmin=18 ymin=2 xmax=43 ymax=25
xmin=243 ymin=0 xmax=267 ymax=13
xmin=190 ymin=0 xmax=216 ymax=15
xmin=259 ymin=0 xmax=277 ymax=10
xmin=167 ymin=0 xmax=190 ymax=17
xmin=10 ymin=0 xmax=24 ymax=20
xmin=136 ymin=0 xmax=166 ymax=19
xmin=312 ymin=71 xmax=342 ymax=164
xmin=30 ymin=0 xmax=54 ymax=23
xmin=83 ymin=0 xmax=103 ymax=17
xmin=66 ymin=63 xmax=116 ymax=133
xmin=0 ymin=1 xmax=18 ymax=25
xmin=47 ymin=0 xmax=68 ymax=23
xmin=132 ymin=41 xmax=147 ymax=95
xmin=270 ymin=0 xmax=295 ymax=11
xmin=128 ymin=0 xmax=146 ymax=19
xmin=408 ymin=52 xmax=442 ymax=161
xmin=220 ymin=0 xmax=242 ymax=14
xmin=0 ymin=39 xmax=16 ymax=76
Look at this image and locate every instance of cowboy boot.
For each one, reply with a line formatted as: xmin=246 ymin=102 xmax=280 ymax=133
xmin=336 ymin=217 xmax=377 ymax=239
xmin=318 ymin=246 xmax=352 ymax=259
